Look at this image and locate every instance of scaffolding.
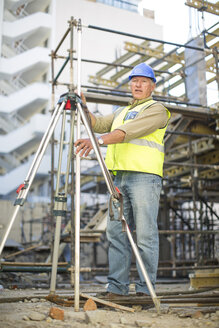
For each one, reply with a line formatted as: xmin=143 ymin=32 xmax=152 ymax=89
xmin=48 ymin=15 xmax=219 ymax=278
xmin=1 ymin=11 xmax=219 ymax=284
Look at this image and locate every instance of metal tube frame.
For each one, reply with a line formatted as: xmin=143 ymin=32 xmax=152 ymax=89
xmin=74 ymin=18 xmax=82 ymax=312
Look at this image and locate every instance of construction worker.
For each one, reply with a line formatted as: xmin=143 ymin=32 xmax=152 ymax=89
xmin=75 ymin=63 xmax=171 ymax=297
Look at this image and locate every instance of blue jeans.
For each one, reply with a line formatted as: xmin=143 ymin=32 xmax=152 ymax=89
xmin=106 ymin=171 xmax=162 ymax=295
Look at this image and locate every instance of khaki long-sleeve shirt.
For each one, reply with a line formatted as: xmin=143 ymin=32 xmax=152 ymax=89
xmin=93 ymin=97 xmax=169 ymax=142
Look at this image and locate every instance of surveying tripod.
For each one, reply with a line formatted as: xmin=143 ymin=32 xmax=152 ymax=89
xmin=0 ymin=90 xmax=160 ymax=312
xmin=0 ymin=17 xmax=160 ymax=312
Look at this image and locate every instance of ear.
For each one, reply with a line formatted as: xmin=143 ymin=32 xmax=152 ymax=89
xmin=151 ymin=82 xmax=156 ymax=91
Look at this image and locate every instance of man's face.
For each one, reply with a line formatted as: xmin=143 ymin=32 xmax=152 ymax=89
xmin=130 ymin=76 xmax=155 ymax=100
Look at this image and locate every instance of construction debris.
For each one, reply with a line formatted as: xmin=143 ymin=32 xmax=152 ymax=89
xmin=0 ymin=284 xmax=219 ymax=328
xmin=189 ymin=269 xmax=219 ymax=289
xmin=83 ymin=297 xmax=97 ymax=311
xmin=81 ymin=293 xmax=135 ymax=313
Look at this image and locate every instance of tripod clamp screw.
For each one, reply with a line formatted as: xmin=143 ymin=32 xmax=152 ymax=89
xmin=58 ymin=92 xmax=83 ymax=111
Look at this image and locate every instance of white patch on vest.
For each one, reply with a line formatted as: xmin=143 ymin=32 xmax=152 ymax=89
xmin=124 ymin=111 xmax=138 ymax=121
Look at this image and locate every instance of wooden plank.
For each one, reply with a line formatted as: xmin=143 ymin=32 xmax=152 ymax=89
xmin=4 ymin=243 xmax=43 ymax=259
xmin=80 ymin=293 xmax=135 ymax=313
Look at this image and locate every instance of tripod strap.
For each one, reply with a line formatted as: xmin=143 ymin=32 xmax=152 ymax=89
xmin=109 ymin=192 xmax=126 ymax=232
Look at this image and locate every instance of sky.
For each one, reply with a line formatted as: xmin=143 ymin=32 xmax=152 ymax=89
xmin=139 ymin=0 xmax=218 ymax=105
xmin=139 ymin=0 xmax=218 ymax=44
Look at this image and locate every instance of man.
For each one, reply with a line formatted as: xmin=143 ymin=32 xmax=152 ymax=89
xmin=75 ymin=63 xmax=170 ymax=296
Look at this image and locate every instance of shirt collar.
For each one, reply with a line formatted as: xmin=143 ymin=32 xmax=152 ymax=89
xmin=129 ymin=96 xmax=153 ymax=109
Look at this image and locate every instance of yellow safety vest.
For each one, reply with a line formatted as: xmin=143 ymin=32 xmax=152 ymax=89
xmin=105 ymin=100 xmax=171 ymax=177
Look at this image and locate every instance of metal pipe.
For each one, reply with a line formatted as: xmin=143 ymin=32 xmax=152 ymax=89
xmin=53 ymin=55 xmax=70 ymax=84
xmin=73 ymin=57 xmax=178 ymax=75
xmin=74 ymin=19 xmax=82 ymax=312
xmin=158 ymin=230 xmax=219 ymax=234
xmin=52 ymin=82 xmax=211 ymax=110
xmin=53 ymin=27 xmax=71 ymax=55
xmin=50 ymin=52 xmax=56 ymax=265
xmin=205 ymin=21 xmax=219 ymax=32
xmin=76 ymin=229 xmax=219 ymax=235
xmin=164 ymin=161 xmax=219 ymax=169
xmin=0 ymin=262 xmax=67 ymax=266
xmin=84 ymin=88 xmax=205 ymax=107
xmin=87 ymin=24 xmax=206 ymax=52
xmin=0 ymin=266 xmax=69 ymax=273
xmin=1 ymin=264 xmax=218 ymax=273
xmin=69 ymin=17 xmax=74 ymax=91
xmin=165 ymin=129 xmax=219 ymax=139
xmin=65 ymin=49 xmax=76 ymax=288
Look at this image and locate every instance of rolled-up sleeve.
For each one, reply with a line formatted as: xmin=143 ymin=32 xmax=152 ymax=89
xmin=93 ymin=113 xmax=114 ymax=134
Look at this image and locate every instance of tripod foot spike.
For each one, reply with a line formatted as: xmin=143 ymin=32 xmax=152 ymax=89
xmin=152 ymin=297 xmax=161 ymax=314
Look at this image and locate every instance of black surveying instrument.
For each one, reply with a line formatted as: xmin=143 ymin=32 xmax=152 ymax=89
xmin=0 ymin=18 xmax=160 ymax=313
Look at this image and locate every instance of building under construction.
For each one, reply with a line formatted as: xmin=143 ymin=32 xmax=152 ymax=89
xmin=0 ymin=0 xmax=219 ymax=323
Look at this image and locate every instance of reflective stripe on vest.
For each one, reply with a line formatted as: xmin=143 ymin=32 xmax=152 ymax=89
xmin=129 ymin=138 xmax=164 ymax=153
xmin=105 ymin=100 xmax=171 ymax=177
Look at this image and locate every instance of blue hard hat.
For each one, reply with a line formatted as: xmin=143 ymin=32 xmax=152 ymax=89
xmin=129 ymin=63 xmax=156 ymax=83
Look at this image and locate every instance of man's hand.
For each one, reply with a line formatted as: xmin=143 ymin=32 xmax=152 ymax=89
xmin=74 ymin=138 xmax=93 ymax=157
xmin=80 ymin=92 xmax=87 ymax=106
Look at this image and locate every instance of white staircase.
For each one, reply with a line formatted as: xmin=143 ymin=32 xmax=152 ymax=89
xmin=0 ymin=114 xmax=50 ymax=154
xmin=3 ymin=12 xmax=52 ymax=48
xmin=0 ymin=153 xmax=51 ymax=195
xmin=0 ymin=47 xmax=50 ymax=81
xmin=0 ymin=0 xmax=52 ymax=198
xmin=0 ymin=83 xmax=50 ymax=118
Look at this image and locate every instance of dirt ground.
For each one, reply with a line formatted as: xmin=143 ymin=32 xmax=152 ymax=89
xmin=0 ymin=282 xmax=219 ymax=328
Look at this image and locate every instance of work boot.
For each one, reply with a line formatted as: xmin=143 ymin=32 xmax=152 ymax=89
xmin=96 ymin=292 xmax=127 ymax=299
xmin=136 ymin=292 xmax=149 ymax=297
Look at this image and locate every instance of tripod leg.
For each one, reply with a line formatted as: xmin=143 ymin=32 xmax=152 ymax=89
xmin=76 ymin=101 xmax=160 ymax=313
xmin=50 ymin=216 xmax=62 ymax=294
xmin=49 ymin=106 xmax=75 ymax=295
xmin=49 ymin=109 xmax=68 ymax=294
xmin=124 ymin=218 xmax=160 ymax=313
xmin=0 ymin=101 xmax=66 ymax=257
xmin=76 ymin=103 xmax=117 ymax=197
